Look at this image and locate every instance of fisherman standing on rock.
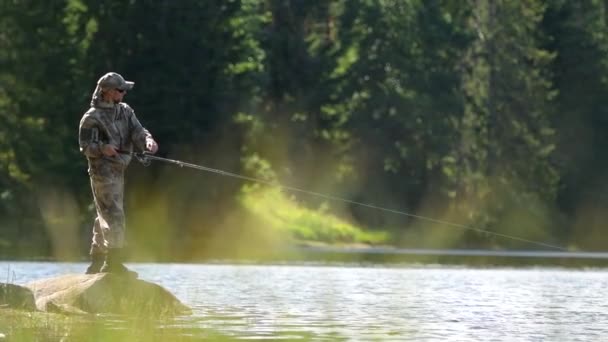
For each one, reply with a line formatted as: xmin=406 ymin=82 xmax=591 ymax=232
xmin=78 ymin=72 xmax=158 ymax=276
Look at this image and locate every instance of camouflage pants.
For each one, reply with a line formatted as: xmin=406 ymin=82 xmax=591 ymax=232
xmin=89 ymin=165 xmax=126 ymax=254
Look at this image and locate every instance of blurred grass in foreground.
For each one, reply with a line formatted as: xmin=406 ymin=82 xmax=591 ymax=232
xmin=0 ymin=308 xmax=245 ymax=342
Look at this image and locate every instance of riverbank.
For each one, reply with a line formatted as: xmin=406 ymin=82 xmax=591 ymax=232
xmin=0 ymin=187 xmax=583 ymax=263
xmin=240 ymin=187 xmax=391 ymax=245
xmin=0 ymin=308 xmax=234 ymax=342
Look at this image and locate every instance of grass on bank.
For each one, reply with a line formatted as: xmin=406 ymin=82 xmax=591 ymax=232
xmin=240 ymin=186 xmax=390 ymax=245
xmin=0 ymin=308 xmax=237 ymax=342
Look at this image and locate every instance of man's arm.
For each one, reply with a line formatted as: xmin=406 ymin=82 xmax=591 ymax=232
xmin=127 ymin=107 xmax=158 ymax=153
xmin=79 ymin=115 xmax=104 ymax=158
xmin=79 ymin=114 xmax=119 ymax=158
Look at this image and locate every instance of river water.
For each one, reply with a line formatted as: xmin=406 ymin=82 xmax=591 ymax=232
xmin=2 ymin=261 xmax=607 ymax=341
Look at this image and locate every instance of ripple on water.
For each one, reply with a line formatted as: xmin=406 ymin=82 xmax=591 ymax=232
xmin=2 ymin=262 xmax=608 ymax=340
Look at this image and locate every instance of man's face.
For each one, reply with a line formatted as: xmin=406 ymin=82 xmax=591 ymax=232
xmin=109 ymin=88 xmax=127 ymax=103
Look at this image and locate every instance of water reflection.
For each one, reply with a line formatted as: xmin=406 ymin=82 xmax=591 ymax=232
xmin=2 ymin=261 xmax=608 ymax=340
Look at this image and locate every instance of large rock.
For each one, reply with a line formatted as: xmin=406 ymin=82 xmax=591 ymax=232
xmin=0 ymin=283 xmax=36 ymax=311
xmin=24 ymin=273 xmax=191 ymax=316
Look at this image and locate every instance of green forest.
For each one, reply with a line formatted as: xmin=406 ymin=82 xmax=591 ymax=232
xmin=1 ymin=0 xmax=608 ymax=260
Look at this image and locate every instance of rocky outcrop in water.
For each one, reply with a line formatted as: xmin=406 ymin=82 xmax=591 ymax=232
xmin=9 ymin=273 xmax=192 ymax=316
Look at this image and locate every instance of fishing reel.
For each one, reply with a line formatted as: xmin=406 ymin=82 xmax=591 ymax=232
xmin=133 ymin=152 xmax=151 ymax=167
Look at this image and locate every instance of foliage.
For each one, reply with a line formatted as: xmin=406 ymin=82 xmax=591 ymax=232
xmin=241 ymin=186 xmax=390 ymax=244
xmin=1 ymin=0 xmax=608 ymax=256
xmin=0 ymin=308 xmax=235 ymax=341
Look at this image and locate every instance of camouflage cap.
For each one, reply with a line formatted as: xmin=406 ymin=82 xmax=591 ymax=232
xmin=97 ymin=72 xmax=134 ymax=91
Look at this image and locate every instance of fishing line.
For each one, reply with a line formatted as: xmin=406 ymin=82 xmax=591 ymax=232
xmin=128 ymin=152 xmax=567 ymax=251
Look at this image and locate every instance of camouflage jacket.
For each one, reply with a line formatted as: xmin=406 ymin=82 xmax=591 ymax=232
xmin=79 ymin=100 xmax=152 ymax=174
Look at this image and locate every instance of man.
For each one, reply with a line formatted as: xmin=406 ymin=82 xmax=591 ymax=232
xmin=78 ymin=72 xmax=158 ymax=276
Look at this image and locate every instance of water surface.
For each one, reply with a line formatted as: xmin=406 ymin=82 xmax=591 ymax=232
xmin=2 ymin=261 xmax=607 ymax=340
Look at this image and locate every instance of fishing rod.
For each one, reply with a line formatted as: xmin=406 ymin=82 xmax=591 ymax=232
xmin=123 ymin=151 xmax=567 ymax=251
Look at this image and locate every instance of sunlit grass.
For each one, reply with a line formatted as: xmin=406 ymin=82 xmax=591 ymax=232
xmin=0 ymin=308 xmax=237 ymax=342
xmin=240 ymin=186 xmax=390 ymax=245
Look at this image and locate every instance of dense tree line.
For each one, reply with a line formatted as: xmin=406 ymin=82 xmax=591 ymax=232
xmin=1 ymin=0 xmax=607 ymax=258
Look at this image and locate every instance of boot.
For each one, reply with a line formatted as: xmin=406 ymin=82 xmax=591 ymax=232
xmin=85 ymin=252 xmax=105 ymax=274
xmin=100 ymin=248 xmax=138 ymax=277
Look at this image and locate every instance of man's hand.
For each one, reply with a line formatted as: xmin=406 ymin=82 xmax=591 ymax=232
xmin=146 ymin=138 xmax=158 ymax=154
xmin=101 ymin=144 xmax=118 ymax=157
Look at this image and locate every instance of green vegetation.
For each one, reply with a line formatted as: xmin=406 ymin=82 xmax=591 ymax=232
xmin=2 ymin=0 xmax=608 ymax=259
xmin=241 ymin=186 xmax=390 ymax=245
xmin=0 ymin=308 xmax=236 ymax=341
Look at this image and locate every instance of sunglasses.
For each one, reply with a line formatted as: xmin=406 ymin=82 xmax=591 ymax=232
xmin=115 ymin=89 xmax=127 ymax=93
